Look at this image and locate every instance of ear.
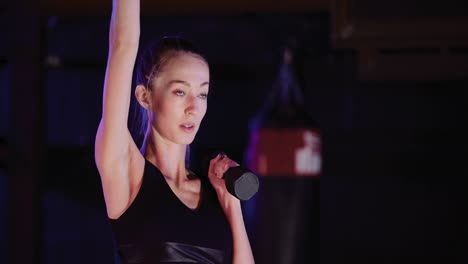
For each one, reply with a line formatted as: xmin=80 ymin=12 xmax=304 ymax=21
xmin=135 ymin=84 xmax=152 ymax=110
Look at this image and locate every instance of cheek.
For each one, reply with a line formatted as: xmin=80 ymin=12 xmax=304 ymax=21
xmin=202 ymin=103 xmax=208 ymax=117
xmin=198 ymin=101 xmax=208 ymax=119
xmin=159 ymin=98 xmax=181 ymax=119
xmin=151 ymin=93 xmax=176 ymax=121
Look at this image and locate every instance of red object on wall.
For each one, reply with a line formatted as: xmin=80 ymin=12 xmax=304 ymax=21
xmin=249 ymin=128 xmax=321 ymax=177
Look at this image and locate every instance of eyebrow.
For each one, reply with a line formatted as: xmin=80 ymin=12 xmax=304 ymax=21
xmin=168 ymin=80 xmax=209 ymax=88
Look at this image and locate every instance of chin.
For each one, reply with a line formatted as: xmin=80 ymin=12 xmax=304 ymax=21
xmin=173 ymin=135 xmax=196 ymax=145
xmin=179 ymin=139 xmax=194 ymax=145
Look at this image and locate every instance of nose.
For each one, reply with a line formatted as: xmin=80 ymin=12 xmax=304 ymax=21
xmin=184 ymin=94 xmax=201 ymax=116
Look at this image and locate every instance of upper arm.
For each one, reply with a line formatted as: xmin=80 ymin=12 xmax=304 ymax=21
xmin=95 ymin=122 xmax=145 ymax=219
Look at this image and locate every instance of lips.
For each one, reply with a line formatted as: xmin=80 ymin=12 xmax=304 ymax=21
xmin=180 ymin=122 xmax=196 ymax=133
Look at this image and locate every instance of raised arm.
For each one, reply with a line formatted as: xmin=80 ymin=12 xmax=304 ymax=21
xmin=95 ymin=0 xmax=144 ymax=219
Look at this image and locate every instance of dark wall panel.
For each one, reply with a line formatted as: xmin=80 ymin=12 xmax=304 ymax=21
xmin=0 ymin=66 xmax=9 ymax=137
xmin=0 ymin=171 xmax=6 ymax=264
xmin=46 ymin=68 xmax=103 ymax=146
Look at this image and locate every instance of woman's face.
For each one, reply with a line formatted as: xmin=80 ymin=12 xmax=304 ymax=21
xmin=149 ymin=52 xmax=209 ymax=145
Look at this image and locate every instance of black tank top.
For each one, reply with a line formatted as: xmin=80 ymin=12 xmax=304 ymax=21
xmin=110 ymin=159 xmax=233 ymax=264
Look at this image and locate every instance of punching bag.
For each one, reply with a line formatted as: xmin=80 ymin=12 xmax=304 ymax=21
xmin=245 ymin=48 xmax=320 ymax=264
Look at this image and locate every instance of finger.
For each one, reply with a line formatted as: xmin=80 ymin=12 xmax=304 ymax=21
xmin=214 ymin=159 xmax=232 ymax=178
xmin=217 ymin=158 xmax=231 ymax=177
xmin=230 ymin=160 xmax=240 ymax=167
xmin=209 ymin=154 xmax=222 ymax=175
xmin=212 ymin=153 xmax=237 ymax=178
xmin=222 ymin=156 xmax=239 ymax=168
xmin=219 ymin=156 xmax=230 ymax=169
xmin=210 ymin=153 xmax=221 ymax=163
xmin=218 ymin=152 xmax=226 ymax=159
xmin=209 ymin=158 xmax=218 ymax=178
xmin=215 ymin=163 xmax=224 ymax=178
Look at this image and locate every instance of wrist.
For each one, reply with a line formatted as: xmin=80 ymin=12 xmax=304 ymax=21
xmin=217 ymin=192 xmax=241 ymax=215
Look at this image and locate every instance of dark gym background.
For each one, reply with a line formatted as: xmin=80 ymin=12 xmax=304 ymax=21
xmin=1 ymin=0 xmax=467 ymax=263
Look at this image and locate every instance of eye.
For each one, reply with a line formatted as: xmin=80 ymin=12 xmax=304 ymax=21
xmin=198 ymin=93 xmax=208 ymax=99
xmin=174 ymin=90 xmax=185 ymax=96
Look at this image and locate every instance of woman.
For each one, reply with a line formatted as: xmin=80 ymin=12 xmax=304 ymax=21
xmin=94 ymin=0 xmax=255 ymax=263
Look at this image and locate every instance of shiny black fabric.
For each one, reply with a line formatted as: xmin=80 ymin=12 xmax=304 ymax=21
xmin=159 ymin=242 xmax=224 ymax=263
xmin=110 ymin=159 xmax=232 ymax=264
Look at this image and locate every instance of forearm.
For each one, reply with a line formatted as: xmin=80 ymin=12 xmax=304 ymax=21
xmin=210 ymin=155 xmax=255 ymax=263
xmin=222 ymin=199 xmax=255 ymax=264
xmin=103 ymin=0 xmax=140 ymax=122
xmin=109 ymin=0 xmax=140 ymax=47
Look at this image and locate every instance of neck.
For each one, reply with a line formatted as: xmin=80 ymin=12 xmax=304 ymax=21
xmin=142 ymin=128 xmax=188 ymax=186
